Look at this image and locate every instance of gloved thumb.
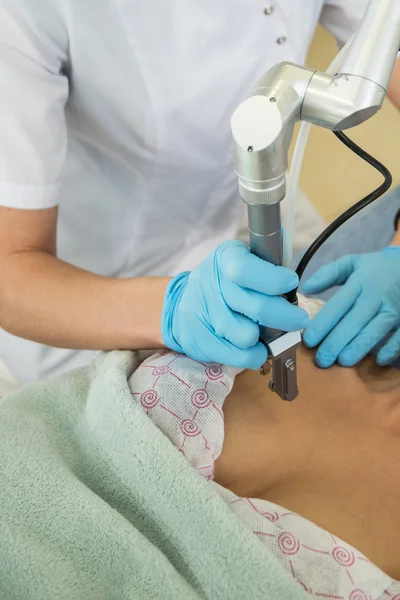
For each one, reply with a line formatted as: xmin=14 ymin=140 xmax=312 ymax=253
xmin=302 ymin=255 xmax=357 ymax=295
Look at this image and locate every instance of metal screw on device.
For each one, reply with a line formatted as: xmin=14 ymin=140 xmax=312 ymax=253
xmin=285 ymin=359 xmax=296 ymax=372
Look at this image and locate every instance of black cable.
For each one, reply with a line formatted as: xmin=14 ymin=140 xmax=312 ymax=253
xmin=287 ymin=131 xmax=393 ymax=302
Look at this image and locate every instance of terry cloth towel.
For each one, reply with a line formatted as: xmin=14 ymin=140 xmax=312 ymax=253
xmin=0 ymin=350 xmax=308 ymax=600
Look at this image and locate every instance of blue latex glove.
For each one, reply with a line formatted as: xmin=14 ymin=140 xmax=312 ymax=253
xmin=162 ymin=240 xmax=309 ymax=369
xmin=302 ymin=247 xmax=400 ymax=368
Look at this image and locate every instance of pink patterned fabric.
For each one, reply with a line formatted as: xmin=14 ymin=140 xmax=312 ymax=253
xmin=129 ymin=351 xmax=236 ymax=481
xmin=128 ymin=297 xmax=399 ymax=599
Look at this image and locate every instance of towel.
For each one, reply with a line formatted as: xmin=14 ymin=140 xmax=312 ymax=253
xmin=0 ymin=350 xmax=308 ymax=600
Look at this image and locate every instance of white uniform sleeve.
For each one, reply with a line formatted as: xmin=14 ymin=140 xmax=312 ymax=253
xmin=320 ymin=0 xmax=370 ymax=48
xmin=0 ymin=2 xmax=69 ymax=209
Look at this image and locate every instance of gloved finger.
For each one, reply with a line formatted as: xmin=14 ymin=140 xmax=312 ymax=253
xmin=219 ymin=243 xmax=299 ymax=296
xmin=180 ymin=321 xmax=268 ymax=370
xmin=302 ymin=255 xmax=357 ymax=295
xmin=377 ymin=326 xmax=400 ymax=366
xmin=213 ymin=309 xmax=260 ymax=349
xmin=338 ymin=313 xmax=398 ymax=367
xmin=314 ymin=294 xmax=381 ymax=368
xmin=222 ymin=280 xmax=309 ymax=331
xmin=303 ymin=280 xmax=361 ymax=349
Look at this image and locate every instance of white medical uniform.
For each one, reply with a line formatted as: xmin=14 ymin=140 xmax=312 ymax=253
xmin=0 ymin=0 xmax=369 ymax=384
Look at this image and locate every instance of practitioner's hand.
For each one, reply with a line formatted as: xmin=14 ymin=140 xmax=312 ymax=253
xmin=302 ymin=248 xmax=400 ymax=367
xmin=161 ymin=240 xmax=309 ymax=369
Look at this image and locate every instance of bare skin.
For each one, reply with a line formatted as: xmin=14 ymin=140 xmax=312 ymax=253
xmin=0 ymin=207 xmax=167 ymax=350
xmin=214 ymin=347 xmax=400 ymax=579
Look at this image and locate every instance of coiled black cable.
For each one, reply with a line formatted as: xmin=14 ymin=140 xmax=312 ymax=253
xmin=287 ymin=131 xmax=393 ymax=303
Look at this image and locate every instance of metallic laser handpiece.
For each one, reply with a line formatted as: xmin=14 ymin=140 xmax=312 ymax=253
xmin=231 ymin=0 xmax=400 ymax=402
xmin=262 ymin=331 xmax=302 ymax=402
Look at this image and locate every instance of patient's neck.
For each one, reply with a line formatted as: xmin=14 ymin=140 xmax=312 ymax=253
xmin=355 ymin=354 xmax=400 ymax=394
xmin=233 ymin=348 xmax=400 ymax=427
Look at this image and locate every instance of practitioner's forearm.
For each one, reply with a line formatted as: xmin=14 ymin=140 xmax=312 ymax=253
xmin=0 ymin=250 xmax=169 ymax=350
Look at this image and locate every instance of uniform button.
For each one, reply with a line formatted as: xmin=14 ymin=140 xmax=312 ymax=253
xmin=276 ymin=36 xmax=287 ymax=44
xmin=264 ymin=6 xmax=274 ymax=15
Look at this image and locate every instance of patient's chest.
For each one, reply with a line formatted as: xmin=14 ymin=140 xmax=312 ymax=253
xmin=214 ymin=364 xmax=400 ymax=581
xmin=129 ymin=350 xmax=400 ymax=596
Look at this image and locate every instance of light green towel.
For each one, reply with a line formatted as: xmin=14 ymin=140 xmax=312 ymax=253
xmin=0 ymin=351 xmax=307 ymax=600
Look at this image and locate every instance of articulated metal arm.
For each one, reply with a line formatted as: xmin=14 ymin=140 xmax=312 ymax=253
xmin=231 ymin=0 xmax=400 ymax=402
xmin=303 ymin=0 xmax=400 ymax=130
